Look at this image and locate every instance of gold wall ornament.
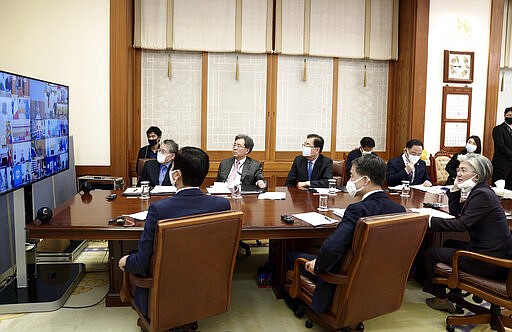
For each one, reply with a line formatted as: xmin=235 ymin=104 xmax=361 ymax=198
xmin=302 ymin=58 xmax=307 ymax=81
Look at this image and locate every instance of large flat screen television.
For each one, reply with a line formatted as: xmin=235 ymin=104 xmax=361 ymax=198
xmin=0 ymin=70 xmax=69 ymax=195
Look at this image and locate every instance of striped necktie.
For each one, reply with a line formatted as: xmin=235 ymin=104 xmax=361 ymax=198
xmin=307 ymin=161 xmax=313 ymax=180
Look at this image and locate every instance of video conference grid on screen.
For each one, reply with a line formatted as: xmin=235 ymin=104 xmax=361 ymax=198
xmin=0 ymin=71 xmax=69 ymax=195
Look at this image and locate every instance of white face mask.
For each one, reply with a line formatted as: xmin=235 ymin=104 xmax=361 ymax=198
xmin=157 ymin=151 xmax=167 ymax=164
xmin=302 ymin=146 xmax=312 ymax=157
xmin=465 ymin=143 xmax=477 ymax=153
xmin=408 ymin=154 xmax=421 ymax=165
xmin=169 ymin=170 xmax=178 ymax=186
xmin=458 ymin=175 xmax=477 ymax=191
xmin=346 ymin=176 xmax=366 ymax=198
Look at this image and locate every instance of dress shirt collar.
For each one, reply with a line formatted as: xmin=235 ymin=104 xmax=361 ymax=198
xmin=361 ymin=189 xmax=384 ymax=201
xmin=234 ymin=157 xmax=246 ymax=166
xmin=176 ymin=186 xmax=200 ymax=194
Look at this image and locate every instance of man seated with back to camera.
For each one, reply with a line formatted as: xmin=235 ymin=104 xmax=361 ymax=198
xmin=138 ymin=139 xmax=178 ymax=187
xmin=386 ymin=138 xmax=432 ymax=187
xmin=216 ymin=134 xmax=267 ymax=189
xmin=136 ymin=126 xmax=162 ymax=174
xmin=345 ymin=136 xmax=377 ymax=184
xmin=285 ymin=134 xmax=333 ymax=190
xmin=285 ymin=154 xmax=406 ymax=313
xmin=118 ymin=147 xmax=231 ymax=316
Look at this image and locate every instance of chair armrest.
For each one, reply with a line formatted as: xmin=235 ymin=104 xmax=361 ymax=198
xmin=447 ymin=250 xmax=512 ymax=289
xmin=318 ymin=272 xmax=349 ymax=285
xmin=289 ymin=258 xmax=308 ymax=298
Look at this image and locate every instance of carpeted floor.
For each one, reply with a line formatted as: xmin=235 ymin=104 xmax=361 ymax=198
xmin=0 ymin=241 xmax=508 ymax=331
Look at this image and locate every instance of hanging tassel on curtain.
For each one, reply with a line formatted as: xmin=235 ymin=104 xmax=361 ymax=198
xmin=235 ymin=55 xmax=240 ymax=81
xmin=302 ymin=58 xmax=307 ymax=81
xmin=363 ymin=65 xmax=367 ymax=87
xmin=167 ymin=54 xmax=172 ymax=78
xmin=501 ymin=71 xmax=505 ymax=92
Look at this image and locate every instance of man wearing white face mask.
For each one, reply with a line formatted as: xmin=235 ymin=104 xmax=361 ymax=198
xmin=386 ymin=138 xmax=432 ymax=187
xmin=424 ymin=154 xmax=512 ymax=314
xmin=285 ymin=134 xmax=333 ymax=190
xmin=138 ymin=139 xmax=178 ymax=187
xmin=345 ymin=136 xmax=377 ymax=184
xmin=285 ymin=154 xmax=405 ymax=313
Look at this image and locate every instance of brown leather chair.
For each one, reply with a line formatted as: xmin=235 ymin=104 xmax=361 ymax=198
xmin=137 ymin=158 xmax=153 ymax=179
xmin=121 ymin=211 xmax=243 ymax=332
xmin=430 ymin=152 xmax=452 ymax=185
xmin=433 ymin=250 xmax=512 ymax=332
xmin=284 ymin=212 xmax=428 ymax=331
xmin=332 ymin=160 xmax=346 ymax=186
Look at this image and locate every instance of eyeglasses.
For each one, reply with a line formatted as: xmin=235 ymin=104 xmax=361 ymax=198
xmin=456 ymin=167 xmax=475 ymax=174
xmin=302 ymin=143 xmax=316 ymax=148
xmin=157 ymin=149 xmax=174 ymax=155
xmin=232 ymin=144 xmax=246 ymax=149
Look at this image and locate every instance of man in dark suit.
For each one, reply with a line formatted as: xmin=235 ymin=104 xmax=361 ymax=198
xmin=286 ymin=154 xmax=406 ymax=313
xmin=119 ymin=147 xmax=231 ymax=316
xmin=138 ymin=139 xmax=178 ymax=187
xmin=345 ymin=136 xmax=377 ymax=183
xmin=386 ymin=138 xmax=432 ymax=187
xmin=136 ymin=126 xmax=162 ymax=174
xmin=285 ymin=134 xmax=333 ymax=189
xmin=492 ymin=107 xmax=512 ymax=190
xmin=216 ymin=134 xmax=266 ymax=189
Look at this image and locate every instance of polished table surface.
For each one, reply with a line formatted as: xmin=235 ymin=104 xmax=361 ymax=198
xmin=26 ymin=187 xmax=512 ymax=240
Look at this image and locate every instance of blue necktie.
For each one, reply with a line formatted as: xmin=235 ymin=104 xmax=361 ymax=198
xmin=307 ymin=161 xmax=313 ymax=180
xmin=158 ymin=165 xmax=168 ymax=185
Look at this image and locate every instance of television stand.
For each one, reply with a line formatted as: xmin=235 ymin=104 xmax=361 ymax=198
xmin=0 ymin=263 xmax=84 ymax=314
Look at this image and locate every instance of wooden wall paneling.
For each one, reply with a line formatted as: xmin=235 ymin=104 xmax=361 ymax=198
xmin=483 ymin=0 xmax=505 ymax=159
xmin=330 ymin=58 xmax=339 ymax=158
xmin=109 ymin=0 xmax=135 ymax=183
xmin=201 ymin=52 xmax=208 ymax=150
xmin=266 ymin=54 xmax=278 ymax=161
xmin=129 ymin=50 xmax=142 ymax=182
xmin=388 ymin=0 xmax=429 ymax=158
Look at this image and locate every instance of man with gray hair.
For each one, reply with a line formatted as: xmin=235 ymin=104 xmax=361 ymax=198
xmin=424 ymin=154 xmax=512 ymax=313
xmin=138 ymin=139 xmax=179 ymax=187
xmin=216 ymin=134 xmax=266 ymax=189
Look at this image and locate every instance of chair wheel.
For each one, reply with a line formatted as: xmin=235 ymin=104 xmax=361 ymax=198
xmin=305 ymin=320 xmax=314 ymax=329
xmin=294 ymin=306 xmax=306 ymax=318
xmin=256 ymin=240 xmax=262 ymax=246
xmin=357 ymin=322 xmax=365 ymax=330
xmin=190 ymin=322 xmax=198 ymax=330
xmin=472 ymin=295 xmax=483 ymax=303
xmin=446 ymin=325 xmax=455 ymax=332
xmin=455 ymin=304 xmax=464 ymax=314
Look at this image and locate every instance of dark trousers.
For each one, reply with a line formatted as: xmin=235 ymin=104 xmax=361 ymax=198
xmin=492 ymin=166 xmax=512 ymax=190
xmin=423 ymin=240 xmax=508 ymax=298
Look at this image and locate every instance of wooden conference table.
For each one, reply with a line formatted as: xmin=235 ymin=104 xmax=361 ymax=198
xmin=26 ymin=186 xmax=512 ymax=306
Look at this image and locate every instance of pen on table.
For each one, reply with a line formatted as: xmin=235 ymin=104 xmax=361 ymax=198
xmin=133 ymin=188 xmax=138 ymax=192
xmin=324 ymin=216 xmax=335 ymax=223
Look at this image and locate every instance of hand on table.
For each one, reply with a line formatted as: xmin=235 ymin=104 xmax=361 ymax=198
xmin=297 ymin=182 xmax=309 ymax=190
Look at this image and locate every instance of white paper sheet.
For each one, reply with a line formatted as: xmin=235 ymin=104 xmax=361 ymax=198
xmin=123 ymin=210 xmax=148 ymax=221
xmin=258 ymin=192 xmax=286 ymax=200
xmin=292 ymin=212 xmax=338 ymax=226
xmin=409 ymin=208 xmax=454 ymax=219
xmin=332 ymin=208 xmax=346 ymax=218
xmin=150 ymin=185 xmax=177 ymax=195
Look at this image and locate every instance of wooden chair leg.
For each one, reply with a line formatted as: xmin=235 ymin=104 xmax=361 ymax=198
xmin=446 ymin=313 xmax=492 ymax=327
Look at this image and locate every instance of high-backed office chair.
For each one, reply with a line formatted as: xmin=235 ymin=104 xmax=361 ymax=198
xmin=433 ymin=250 xmax=512 ymax=332
xmin=332 ymin=160 xmax=346 ymax=186
xmin=136 ymin=158 xmax=153 ymax=180
xmin=121 ymin=211 xmax=243 ymax=332
xmin=430 ymin=152 xmax=452 ymax=185
xmin=284 ymin=212 xmax=428 ymax=331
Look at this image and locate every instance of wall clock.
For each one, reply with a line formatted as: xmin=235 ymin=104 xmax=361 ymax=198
xmin=443 ymin=50 xmax=474 ymax=83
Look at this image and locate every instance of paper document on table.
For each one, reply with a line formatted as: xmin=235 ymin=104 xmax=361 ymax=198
xmin=332 ymin=208 xmax=346 ymax=218
xmin=409 ymin=208 xmax=454 ymax=219
xmin=150 ymin=185 xmax=177 ymax=195
xmin=292 ymin=212 xmax=338 ymax=226
xmin=411 ymin=185 xmax=452 ymax=194
xmin=314 ymin=188 xmax=341 ymax=195
xmin=258 ymin=192 xmax=286 ymax=200
xmin=122 ymin=187 xmax=141 ymax=196
xmin=123 ymin=210 xmax=148 ymax=221
xmin=206 ymin=182 xmax=231 ymax=194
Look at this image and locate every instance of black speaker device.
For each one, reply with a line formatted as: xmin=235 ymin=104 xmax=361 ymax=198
xmin=35 ymin=207 xmax=53 ymax=226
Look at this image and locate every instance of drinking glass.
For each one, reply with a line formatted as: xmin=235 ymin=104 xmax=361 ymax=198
xmin=318 ymin=193 xmax=328 ymax=212
xmin=231 ymin=182 xmax=242 ymax=199
xmin=400 ymin=180 xmax=410 ymax=198
xmin=328 ymin=179 xmax=337 ymax=195
xmin=140 ymin=181 xmax=150 ymax=199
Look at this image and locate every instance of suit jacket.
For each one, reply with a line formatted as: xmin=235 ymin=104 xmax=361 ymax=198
xmin=125 ymin=188 xmax=231 ymax=315
xmin=345 ymin=149 xmax=377 ymax=182
xmin=138 ymin=160 xmax=172 ymax=187
xmin=386 ymin=155 xmax=431 ymax=187
xmin=312 ymin=191 xmax=406 ymax=313
xmin=492 ymin=122 xmax=512 ymax=180
xmin=216 ymin=156 xmax=266 ymax=187
xmin=445 ymin=151 xmax=466 ymax=185
xmin=430 ymin=183 xmax=512 ymax=258
xmin=285 ymin=154 xmax=333 ymax=188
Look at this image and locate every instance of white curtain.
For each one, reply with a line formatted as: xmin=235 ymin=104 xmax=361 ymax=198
xmin=502 ymin=0 xmax=512 ymax=68
xmin=134 ymin=0 xmax=169 ymax=49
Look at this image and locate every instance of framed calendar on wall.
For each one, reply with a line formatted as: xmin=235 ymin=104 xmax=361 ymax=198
xmin=440 ymin=85 xmax=472 ymax=153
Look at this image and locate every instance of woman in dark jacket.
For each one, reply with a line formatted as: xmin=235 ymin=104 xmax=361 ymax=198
xmin=444 ymin=135 xmax=481 ymax=185
xmin=424 ymin=154 xmax=512 ymax=313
